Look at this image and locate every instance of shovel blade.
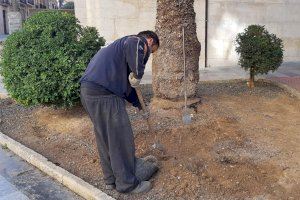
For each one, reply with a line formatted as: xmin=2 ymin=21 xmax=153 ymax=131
xmin=152 ymin=142 xmax=164 ymax=151
xmin=182 ymin=114 xmax=192 ymax=124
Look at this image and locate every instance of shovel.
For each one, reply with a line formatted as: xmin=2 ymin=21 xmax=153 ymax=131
xmin=133 ymin=82 xmax=164 ymax=151
xmin=182 ymin=26 xmax=192 ymax=125
xmin=135 ymin=86 xmax=151 ymax=130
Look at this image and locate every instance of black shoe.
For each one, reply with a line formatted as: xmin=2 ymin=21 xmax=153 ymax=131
xmin=130 ymin=181 xmax=152 ymax=194
xmin=143 ymin=155 xmax=158 ymax=165
xmin=136 ymin=156 xmax=159 ymax=181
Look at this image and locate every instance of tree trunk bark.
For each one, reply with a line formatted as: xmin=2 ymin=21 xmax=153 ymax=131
xmin=248 ymin=68 xmax=255 ymax=88
xmin=152 ymin=0 xmax=201 ymax=109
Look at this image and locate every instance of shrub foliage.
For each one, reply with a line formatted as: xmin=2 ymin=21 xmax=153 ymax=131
xmin=0 ymin=11 xmax=105 ymax=107
xmin=235 ymin=25 xmax=283 ymax=87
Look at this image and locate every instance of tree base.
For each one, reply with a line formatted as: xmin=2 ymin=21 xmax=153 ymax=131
xmin=247 ymin=80 xmax=255 ymax=88
xmin=149 ymin=97 xmax=201 ymax=119
xmin=150 ymin=97 xmax=201 ymax=110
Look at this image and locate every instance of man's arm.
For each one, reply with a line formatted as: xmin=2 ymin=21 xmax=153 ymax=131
xmin=124 ymin=37 xmax=147 ymax=79
xmin=125 ymin=87 xmax=142 ymax=110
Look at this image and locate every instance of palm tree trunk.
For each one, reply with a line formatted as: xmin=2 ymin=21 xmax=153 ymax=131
xmin=152 ymin=0 xmax=201 ymax=108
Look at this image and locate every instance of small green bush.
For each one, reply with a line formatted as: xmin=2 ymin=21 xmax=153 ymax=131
xmin=0 ymin=11 xmax=105 ymax=107
xmin=235 ymin=25 xmax=283 ymax=87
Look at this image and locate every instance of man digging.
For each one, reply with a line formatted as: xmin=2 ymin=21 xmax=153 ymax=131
xmin=80 ymin=31 xmax=160 ymax=194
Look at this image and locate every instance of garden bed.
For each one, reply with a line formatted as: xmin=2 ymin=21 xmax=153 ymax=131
xmin=0 ymin=80 xmax=299 ymax=199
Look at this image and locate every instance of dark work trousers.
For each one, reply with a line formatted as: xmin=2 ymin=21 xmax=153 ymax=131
xmin=80 ymin=85 xmax=139 ymax=193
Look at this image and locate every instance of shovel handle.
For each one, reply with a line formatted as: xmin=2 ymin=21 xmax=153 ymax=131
xmin=135 ymin=87 xmax=147 ymax=112
xmin=135 ymin=87 xmax=152 ymax=133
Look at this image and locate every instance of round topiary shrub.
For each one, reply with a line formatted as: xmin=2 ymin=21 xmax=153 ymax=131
xmin=235 ymin=25 xmax=284 ymax=88
xmin=0 ymin=11 xmax=105 ymax=107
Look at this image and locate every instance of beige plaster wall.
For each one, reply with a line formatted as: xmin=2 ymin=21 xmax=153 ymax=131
xmin=74 ymin=0 xmax=300 ymax=69
xmin=207 ymin=0 xmax=300 ymax=67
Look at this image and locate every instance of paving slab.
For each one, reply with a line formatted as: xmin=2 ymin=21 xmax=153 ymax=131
xmin=0 ymin=190 xmax=29 ymax=200
xmin=0 ymin=147 xmax=83 ymax=200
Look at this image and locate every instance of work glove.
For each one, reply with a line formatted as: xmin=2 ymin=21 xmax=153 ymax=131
xmin=138 ymin=104 xmax=143 ymax=111
xmin=129 ymin=72 xmax=141 ymax=88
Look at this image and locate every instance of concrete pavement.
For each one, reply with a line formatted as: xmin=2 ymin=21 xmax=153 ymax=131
xmin=0 ymin=146 xmax=82 ymax=200
xmin=0 ymin=35 xmax=8 ymax=42
xmin=0 ymin=175 xmax=29 ymax=200
xmin=198 ymin=62 xmax=300 ymax=92
xmin=196 ymin=62 xmax=299 ymax=82
xmin=142 ymin=62 xmax=300 ymax=91
xmin=0 ymin=77 xmax=7 ymax=96
xmin=1 ymin=62 xmax=299 ymax=96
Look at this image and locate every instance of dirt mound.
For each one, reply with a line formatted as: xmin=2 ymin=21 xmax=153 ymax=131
xmin=1 ymin=81 xmax=299 ymax=199
xmin=135 ymin=114 xmax=284 ymax=199
xmin=34 ymin=106 xmax=92 ymax=136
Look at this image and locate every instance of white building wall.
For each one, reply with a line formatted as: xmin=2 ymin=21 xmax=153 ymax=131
xmin=207 ymin=0 xmax=300 ymax=67
xmin=74 ymin=0 xmax=300 ymax=70
xmin=0 ymin=6 xmax=5 ymax=34
xmin=74 ymin=0 xmax=157 ymax=72
xmin=75 ymin=0 xmax=156 ymax=43
xmin=0 ymin=5 xmax=10 ymax=35
xmin=74 ymin=0 xmax=87 ymax=25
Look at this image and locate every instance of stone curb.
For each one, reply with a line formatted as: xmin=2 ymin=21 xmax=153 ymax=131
xmin=263 ymin=79 xmax=300 ymax=100
xmin=199 ymin=78 xmax=247 ymax=84
xmin=0 ymin=132 xmax=115 ymax=200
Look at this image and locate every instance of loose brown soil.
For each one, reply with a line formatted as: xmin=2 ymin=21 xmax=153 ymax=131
xmin=0 ymin=80 xmax=299 ymax=200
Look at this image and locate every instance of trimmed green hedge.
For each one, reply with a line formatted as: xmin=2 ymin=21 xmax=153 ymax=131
xmin=0 ymin=11 xmax=105 ymax=107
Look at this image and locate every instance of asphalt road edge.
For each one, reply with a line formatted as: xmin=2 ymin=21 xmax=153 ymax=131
xmin=0 ymin=132 xmax=115 ymax=200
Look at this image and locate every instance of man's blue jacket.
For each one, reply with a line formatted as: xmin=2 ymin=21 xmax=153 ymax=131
xmin=80 ymin=35 xmax=150 ymax=108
